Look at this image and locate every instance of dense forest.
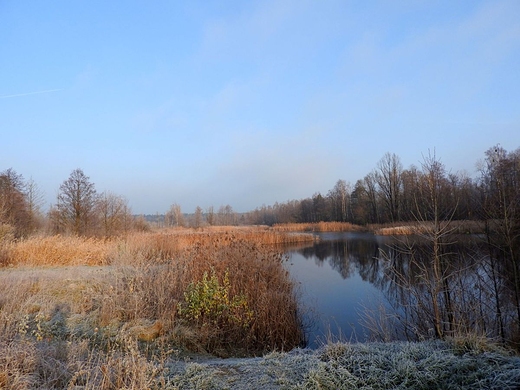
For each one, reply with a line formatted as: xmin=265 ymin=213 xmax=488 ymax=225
xmin=247 ymin=145 xmax=519 ymax=227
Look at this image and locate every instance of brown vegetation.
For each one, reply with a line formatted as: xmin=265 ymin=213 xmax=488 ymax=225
xmin=371 ymin=220 xmax=485 ymax=236
xmin=0 ymin=226 xmax=308 ymax=387
xmin=4 ymin=235 xmax=113 ymax=267
xmin=272 ymin=222 xmax=363 ymax=232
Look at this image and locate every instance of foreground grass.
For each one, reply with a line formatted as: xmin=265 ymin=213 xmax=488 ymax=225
xmin=169 ymin=340 xmax=520 ymax=389
xmin=1 ymin=338 xmax=519 ymax=389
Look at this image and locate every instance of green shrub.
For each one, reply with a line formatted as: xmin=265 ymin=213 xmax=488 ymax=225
xmin=178 ymin=269 xmax=253 ymax=330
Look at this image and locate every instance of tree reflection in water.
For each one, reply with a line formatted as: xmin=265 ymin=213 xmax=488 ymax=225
xmin=286 ymin=232 xmax=519 ymax=349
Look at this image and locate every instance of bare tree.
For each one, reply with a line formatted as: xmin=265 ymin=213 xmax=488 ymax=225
xmin=97 ymin=192 xmax=131 ymax=237
xmin=192 ymin=206 xmax=203 ymax=229
xmin=376 ymin=152 xmax=403 ymax=222
xmin=25 ymin=177 xmax=45 ymax=233
xmin=206 ymin=206 xmax=215 ymax=226
xmin=415 ymin=151 xmax=457 ymax=338
xmin=351 ymin=172 xmax=380 ymax=224
xmin=165 ymin=203 xmax=185 ymax=227
xmin=54 ymin=169 xmax=98 ymax=235
xmin=0 ymin=168 xmax=31 ymax=238
xmin=378 ymin=152 xmax=460 ymax=341
xmin=364 ymin=171 xmax=381 ymax=223
xmin=479 ymin=145 xmax=520 ymax=332
xmin=328 ymin=180 xmax=351 ymax=222
xmin=218 ymin=204 xmax=237 ymax=226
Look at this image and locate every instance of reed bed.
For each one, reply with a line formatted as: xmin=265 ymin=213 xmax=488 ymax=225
xmin=0 ymin=227 xmax=307 ymax=387
xmin=0 ymin=227 xmax=315 ymax=268
xmin=273 ymin=222 xmax=363 ymax=232
xmin=372 ymin=220 xmax=485 ymax=236
xmin=3 ymin=235 xmax=115 ymax=267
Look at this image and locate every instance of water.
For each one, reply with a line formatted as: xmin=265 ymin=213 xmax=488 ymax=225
xmin=285 ymin=231 xmax=520 ymax=349
xmin=284 ymin=232 xmax=394 ymax=348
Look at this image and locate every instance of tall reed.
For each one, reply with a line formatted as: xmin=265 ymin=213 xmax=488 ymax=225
xmin=4 ymin=235 xmax=114 ymax=267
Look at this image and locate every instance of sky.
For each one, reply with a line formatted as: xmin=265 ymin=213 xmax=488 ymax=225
xmin=1 ymin=1 xmax=520 ymax=214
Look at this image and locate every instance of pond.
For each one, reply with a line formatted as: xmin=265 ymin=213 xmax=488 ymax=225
xmin=284 ymin=232 xmax=395 ymax=348
xmin=285 ymin=230 xmax=519 ymax=349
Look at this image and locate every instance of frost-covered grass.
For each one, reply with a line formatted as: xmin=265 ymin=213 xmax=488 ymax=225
xmin=2 ymin=334 xmax=519 ymax=388
xmin=169 ymin=340 xmax=520 ymax=389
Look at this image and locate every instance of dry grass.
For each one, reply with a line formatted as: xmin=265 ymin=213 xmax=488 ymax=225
xmin=373 ymin=225 xmax=418 ymax=236
xmin=0 ymin=226 xmax=306 ymax=388
xmin=372 ymin=220 xmax=485 ymax=236
xmin=0 ymin=227 xmax=315 ymax=268
xmin=273 ymin=222 xmax=363 ymax=232
xmin=3 ymin=235 xmax=114 ymax=267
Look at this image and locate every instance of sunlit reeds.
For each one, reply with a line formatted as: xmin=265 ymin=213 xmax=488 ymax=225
xmin=371 ymin=220 xmax=485 ymax=236
xmin=0 ymin=226 xmax=307 ymax=362
xmin=1 ymin=225 xmax=518 ymax=387
xmin=4 ymin=235 xmax=114 ymax=267
xmin=273 ymin=222 xmax=363 ymax=232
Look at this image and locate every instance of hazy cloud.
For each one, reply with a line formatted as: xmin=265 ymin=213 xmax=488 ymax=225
xmin=0 ymin=88 xmax=63 ymax=99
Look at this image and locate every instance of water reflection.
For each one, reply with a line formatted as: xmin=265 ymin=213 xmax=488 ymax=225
xmin=286 ymin=232 xmax=518 ymax=349
xmin=285 ymin=232 xmax=392 ymax=348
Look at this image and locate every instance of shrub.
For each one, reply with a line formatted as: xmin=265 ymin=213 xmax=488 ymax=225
xmin=178 ymin=268 xmax=253 ymax=330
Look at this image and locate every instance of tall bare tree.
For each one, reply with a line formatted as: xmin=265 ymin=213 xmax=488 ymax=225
xmin=192 ymin=206 xmax=203 ymax=229
xmin=54 ymin=169 xmax=98 ymax=235
xmin=206 ymin=206 xmax=215 ymax=226
xmin=218 ymin=204 xmax=237 ymax=226
xmin=328 ymin=179 xmax=351 ymax=222
xmin=416 ymin=151 xmax=457 ymax=338
xmin=165 ymin=203 xmax=185 ymax=227
xmin=359 ymin=171 xmax=380 ymax=224
xmin=376 ymin=152 xmax=403 ymax=222
xmin=97 ymin=192 xmax=131 ymax=237
xmin=479 ymin=145 xmax=520 ymax=331
xmin=0 ymin=168 xmax=31 ymax=238
xmin=25 ymin=177 xmax=45 ymax=233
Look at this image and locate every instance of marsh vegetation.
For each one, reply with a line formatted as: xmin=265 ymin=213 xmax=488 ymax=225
xmin=0 ymin=227 xmax=314 ymax=388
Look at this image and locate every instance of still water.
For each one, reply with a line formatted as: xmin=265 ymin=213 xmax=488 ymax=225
xmin=284 ymin=232 xmax=394 ymax=348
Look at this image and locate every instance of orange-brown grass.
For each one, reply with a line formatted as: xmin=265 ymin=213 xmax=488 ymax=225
xmin=3 ymin=235 xmax=115 ymax=267
xmin=374 ymin=225 xmax=417 ymax=236
xmin=1 ymin=227 xmax=314 ymax=268
xmin=0 ymin=226 xmax=305 ymax=373
xmin=371 ymin=220 xmax=485 ymax=236
xmin=118 ymin=226 xmax=315 ymax=264
xmin=273 ymin=221 xmax=363 ymax=232
xmin=104 ymin=232 xmax=305 ymax=355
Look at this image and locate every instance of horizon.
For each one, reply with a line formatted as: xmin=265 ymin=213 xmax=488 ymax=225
xmin=2 ymin=1 xmax=520 ymax=214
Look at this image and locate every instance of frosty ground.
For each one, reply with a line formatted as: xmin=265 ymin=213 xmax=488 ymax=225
xmin=166 ymin=339 xmax=520 ymax=389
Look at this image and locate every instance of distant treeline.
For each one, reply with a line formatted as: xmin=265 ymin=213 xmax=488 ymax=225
xmin=246 ymin=145 xmax=519 ymax=227
xmin=1 ymin=144 xmax=518 ymax=238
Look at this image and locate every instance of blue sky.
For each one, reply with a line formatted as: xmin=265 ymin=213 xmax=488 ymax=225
xmin=1 ymin=1 xmax=519 ymax=214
